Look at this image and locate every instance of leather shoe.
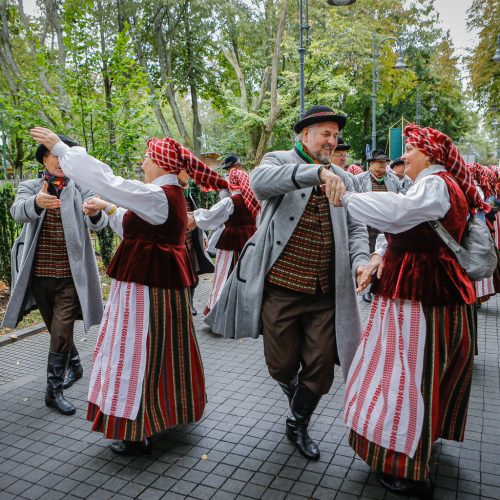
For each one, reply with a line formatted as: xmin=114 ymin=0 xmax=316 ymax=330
xmin=380 ymin=475 xmax=433 ymax=498
xmin=62 ymin=346 xmax=83 ymax=389
xmin=362 ymin=292 xmax=372 ymax=303
xmin=110 ymin=438 xmax=152 ymax=456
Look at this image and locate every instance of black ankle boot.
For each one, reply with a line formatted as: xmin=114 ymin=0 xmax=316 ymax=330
xmin=380 ymin=475 xmax=434 ymax=498
xmin=278 ymin=376 xmax=298 ymax=406
xmin=286 ymin=385 xmax=321 ymax=460
xmin=110 ymin=438 xmax=153 ymax=456
xmin=45 ymin=352 xmax=76 ymax=415
xmin=62 ymin=345 xmax=83 ymax=389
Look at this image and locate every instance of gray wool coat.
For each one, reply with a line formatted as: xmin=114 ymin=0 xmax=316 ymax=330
xmin=2 ymin=178 xmax=108 ymax=332
xmin=355 ymin=170 xmax=403 ymax=194
xmin=205 ymin=148 xmax=370 ymax=380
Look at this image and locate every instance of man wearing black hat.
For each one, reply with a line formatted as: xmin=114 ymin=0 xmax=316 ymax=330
xmin=330 ymin=137 xmax=350 ymax=171
xmin=2 ymin=135 xmax=107 ymax=415
xmin=390 ymin=157 xmax=413 ymax=193
xmin=356 ymin=149 xmax=403 ymax=302
xmin=206 ymin=105 xmax=371 ymax=461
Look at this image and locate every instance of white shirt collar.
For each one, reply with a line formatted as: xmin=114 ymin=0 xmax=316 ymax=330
xmin=152 ymin=174 xmax=179 ymax=186
xmin=415 ymin=164 xmax=447 ymax=183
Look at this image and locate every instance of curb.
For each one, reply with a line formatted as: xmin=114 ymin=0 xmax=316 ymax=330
xmin=0 ymin=323 xmax=46 ymax=348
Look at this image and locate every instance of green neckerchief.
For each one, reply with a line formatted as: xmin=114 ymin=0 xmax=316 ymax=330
xmin=370 ymin=173 xmax=386 ymax=184
xmin=295 ymin=141 xmax=318 ymax=164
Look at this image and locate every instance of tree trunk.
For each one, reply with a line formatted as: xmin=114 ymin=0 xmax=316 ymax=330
xmin=254 ymin=0 xmax=288 ymax=165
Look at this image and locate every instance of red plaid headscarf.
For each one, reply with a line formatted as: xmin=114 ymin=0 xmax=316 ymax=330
xmin=147 ymin=137 xmax=228 ymax=191
xmin=228 ymin=168 xmax=260 ymax=218
xmin=404 ymin=124 xmax=489 ymax=212
xmin=347 ymin=164 xmax=363 ymax=175
xmin=468 ymin=162 xmax=497 ymax=198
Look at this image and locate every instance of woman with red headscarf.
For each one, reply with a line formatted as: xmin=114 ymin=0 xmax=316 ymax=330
xmin=341 ymin=125 xmax=484 ymax=497
xmin=30 ymin=127 xmax=228 ymax=455
xmin=468 ymin=163 xmax=498 ymax=302
xmin=191 ymin=167 xmax=260 ymax=315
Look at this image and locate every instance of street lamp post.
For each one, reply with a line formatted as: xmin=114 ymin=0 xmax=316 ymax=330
xmin=299 ymin=0 xmax=357 ymax=118
xmin=492 ymin=118 xmax=499 ymax=159
xmin=371 ymin=33 xmax=407 ymax=150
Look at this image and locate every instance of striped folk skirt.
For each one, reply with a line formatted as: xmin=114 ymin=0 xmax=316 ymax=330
xmin=348 ymin=300 xmax=475 ymax=481
xmin=203 ymin=249 xmax=240 ymax=315
xmin=87 ymin=286 xmax=206 ymax=441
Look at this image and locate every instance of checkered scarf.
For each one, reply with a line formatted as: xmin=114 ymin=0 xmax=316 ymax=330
xmin=347 ymin=164 xmax=363 ymax=175
xmin=147 ymin=137 xmax=228 ymax=191
xmin=468 ymin=163 xmax=497 ymax=199
xmin=404 ymin=124 xmax=489 ymax=212
xmin=228 ymin=168 xmax=260 ymax=218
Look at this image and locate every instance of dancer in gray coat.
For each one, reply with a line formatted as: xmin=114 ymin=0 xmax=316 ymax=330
xmin=206 ymin=106 xmax=372 ymax=460
xmin=2 ymin=135 xmax=108 ymax=415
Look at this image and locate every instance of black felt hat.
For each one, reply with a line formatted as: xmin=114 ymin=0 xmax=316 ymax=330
xmin=336 ymin=137 xmax=351 ymax=151
xmin=35 ymin=135 xmax=80 ymax=165
xmin=293 ymin=105 xmax=347 ymax=134
xmin=366 ymin=149 xmax=388 ymax=162
xmin=389 ymin=157 xmax=405 ymax=169
xmin=221 ymin=154 xmax=241 ymax=170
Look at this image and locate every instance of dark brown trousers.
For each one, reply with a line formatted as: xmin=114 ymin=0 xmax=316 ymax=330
xmin=261 ymin=284 xmax=338 ymax=396
xmin=31 ymin=277 xmax=80 ymax=354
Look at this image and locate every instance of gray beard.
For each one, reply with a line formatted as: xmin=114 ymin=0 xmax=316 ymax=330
xmin=314 ymin=152 xmax=333 ymax=165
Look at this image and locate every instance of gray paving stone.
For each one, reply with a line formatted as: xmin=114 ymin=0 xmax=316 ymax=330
xmin=0 ymin=288 xmax=498 ymax=500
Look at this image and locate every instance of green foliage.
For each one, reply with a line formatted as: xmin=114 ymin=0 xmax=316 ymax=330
xmin=0 ymin=183 xmax=21 ymax=285
xmin=0 ymin=0 xmax=481 ymax=173
xmin=96 ymin=225 xmax=115 ymax=268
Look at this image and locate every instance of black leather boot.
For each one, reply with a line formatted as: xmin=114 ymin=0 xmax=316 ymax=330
xmin=286 ymin=384 xmax=321 ymax=460
xmin=45 ymin=352 xmax=76 ymax=415
xmin=62 ymin=345 xmax=83 ymax=389
xmin=278 ymin=375 xmax=298 ymax=406
xmin=110 ymin=438 xmax=153 ymax=456
xmin=380 ymin=475 xmax=434 ymax=498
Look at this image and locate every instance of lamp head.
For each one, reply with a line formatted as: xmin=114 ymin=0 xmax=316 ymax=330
xmin=493 ymin=34 xmax=500 ymax=63
xmin=393 ymin=54 xmax=407 ymax=70
xmin=326 ymin=0 xmax=357 ymax=5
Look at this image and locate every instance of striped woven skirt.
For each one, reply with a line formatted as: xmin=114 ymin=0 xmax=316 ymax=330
xmin=203 ymin=249 xmax=240 ymax=315
xmin=348 ymin=300 xmax=475 ymax=481
xmin=87 ymin=286 xmax=206 ymax=441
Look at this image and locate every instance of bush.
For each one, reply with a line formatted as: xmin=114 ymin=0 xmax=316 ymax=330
xmin=0 ymin=183 xmax=22 ymax=286
xmin=96 ymin=225 xmax=116 ymax=268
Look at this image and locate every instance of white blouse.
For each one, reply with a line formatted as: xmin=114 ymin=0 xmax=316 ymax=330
xmin=343 ymin=165 xmax=451 ymax=235
xmin=193 ymin=192 xmax=240 ymax=231
xmin=52 ymin=141 xmax=175 ymax=225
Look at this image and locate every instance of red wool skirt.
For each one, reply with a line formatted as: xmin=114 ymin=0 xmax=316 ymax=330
xmin=87 ymin=286 xmax=206 ymax=441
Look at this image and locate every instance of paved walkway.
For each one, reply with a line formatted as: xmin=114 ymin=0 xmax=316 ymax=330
xmin=0 ymin=277 xmax=499 ymax=500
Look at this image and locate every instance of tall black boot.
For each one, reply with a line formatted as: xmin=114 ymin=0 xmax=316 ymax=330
xmin=278 ymin=375 xmax=298 ymax=406
xmin=286 ymin=384 xmax=321 ymax=460
xmin=62 ymin=345 xmax=83 ymax=389
xmin=45 ymin=352 xmax=76 ymax=415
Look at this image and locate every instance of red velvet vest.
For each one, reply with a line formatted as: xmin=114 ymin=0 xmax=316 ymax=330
xmin=216 ymin=194 xmax=256 ymax=253
xmin=107 ymin=185 xmax=195 ymax=289
xmin=372 ymin=172 xmax=476 ymax=305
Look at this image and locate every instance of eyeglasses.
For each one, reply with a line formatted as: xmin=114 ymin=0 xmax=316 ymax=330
xmin=332 ymin=153 xmax=347 ymax=158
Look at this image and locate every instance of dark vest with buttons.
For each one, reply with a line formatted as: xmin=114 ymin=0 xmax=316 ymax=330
xmin=216 ymin=194 xmax=256 ymax=253
xmin=266 ymin=189 xmax=334 ymax=294
xmin=107 ymin=185 xmax=195 ymax=289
